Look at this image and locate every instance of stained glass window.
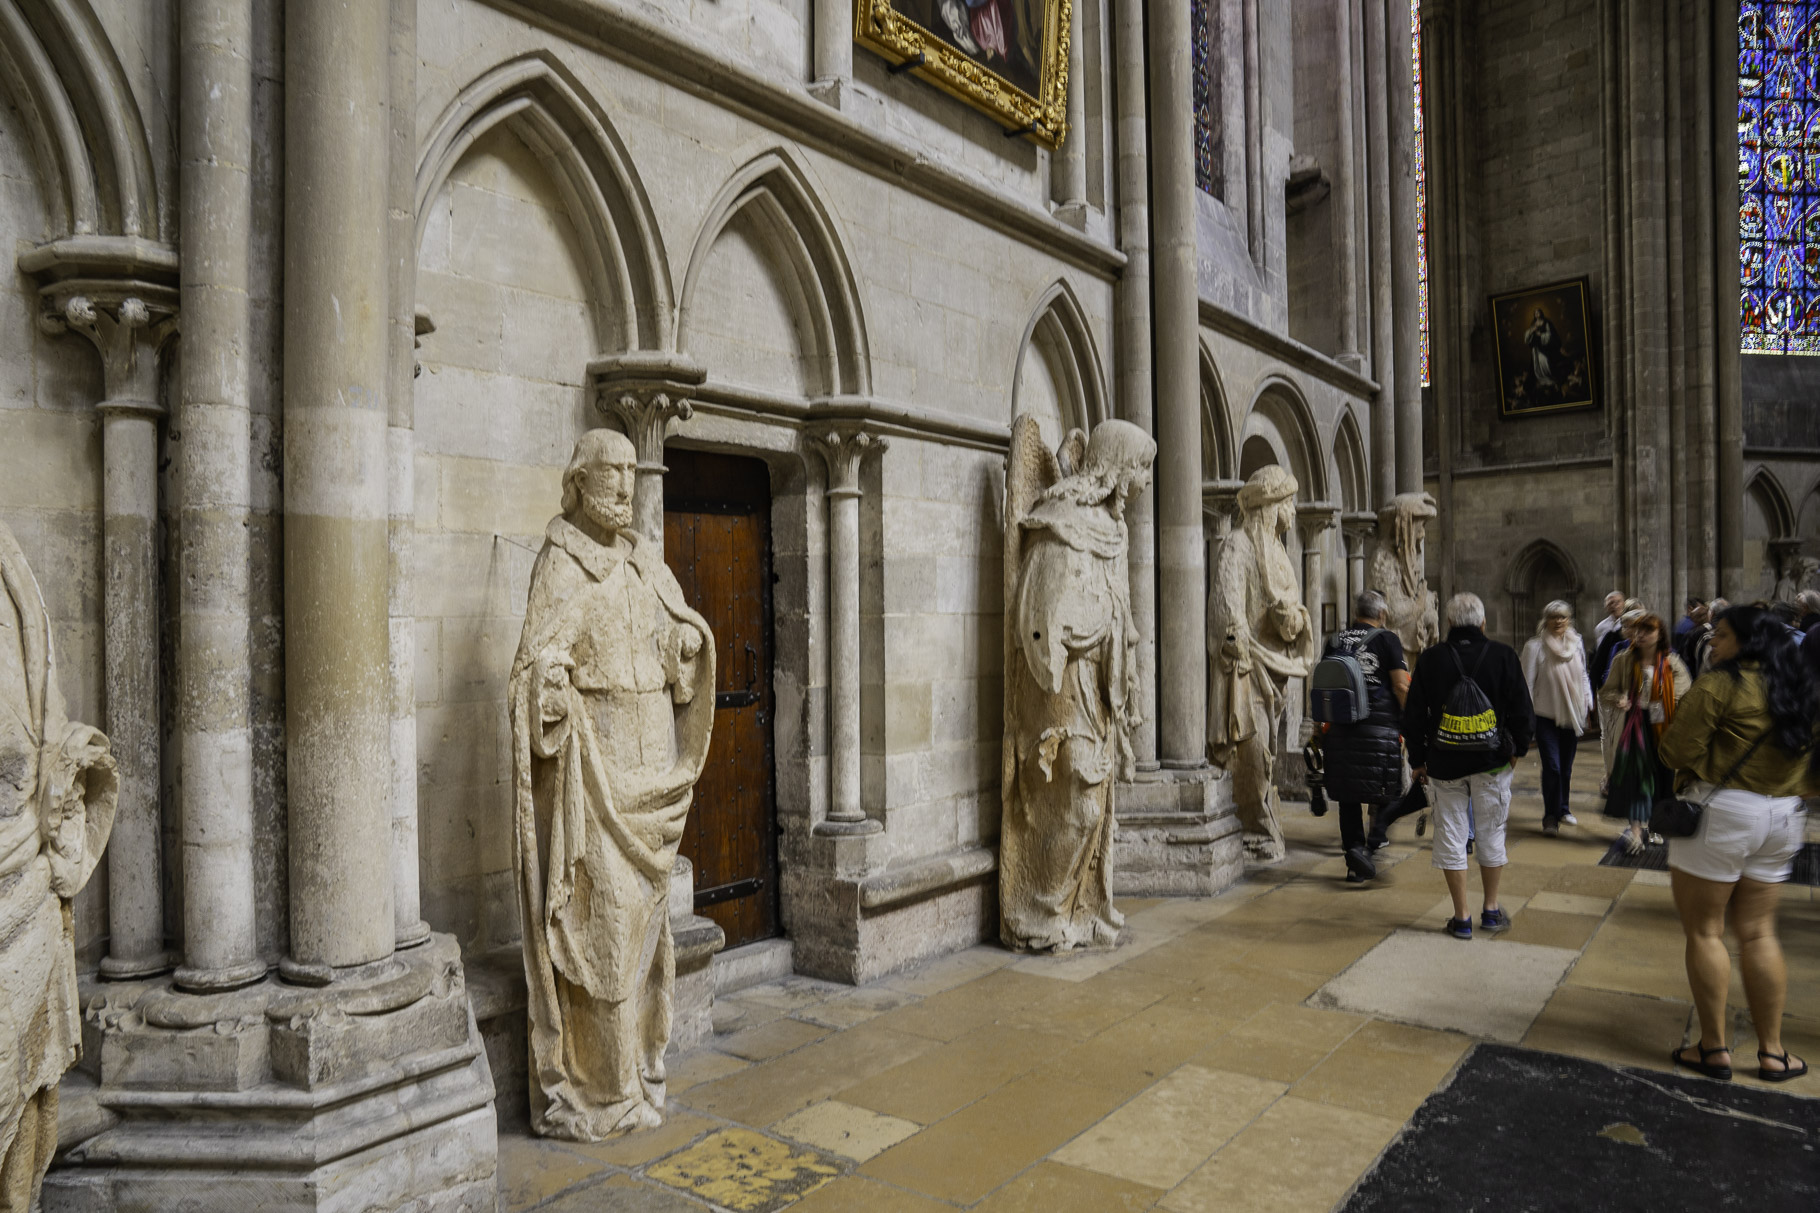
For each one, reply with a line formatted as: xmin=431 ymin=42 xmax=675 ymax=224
xmin=1414 ymin=0 xmax=1429 ymax=385
xmin=1194 ymin=0 xmax=1217 ymax=196
xmin=1740 ymin=2 xmax=1820 ymax=355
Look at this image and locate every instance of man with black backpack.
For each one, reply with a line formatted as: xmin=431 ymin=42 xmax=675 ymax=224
xmin=1311 ymin=591 xmax=1409 ymax=884
xmin=1403 ymin=592 xmax=1535 ymax=940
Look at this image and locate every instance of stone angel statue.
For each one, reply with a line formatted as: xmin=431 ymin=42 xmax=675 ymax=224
xmin=0 ymin=521 xmax=117 ymax=1209
xmin=510 ymin=430 xmax=717 ymax=1140
xmin=999 ymin=415 xmax=1157 ymax=952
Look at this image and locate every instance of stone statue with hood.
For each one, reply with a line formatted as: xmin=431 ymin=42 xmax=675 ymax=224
xmin=1371 ymin=491 xmax=1440 ymax=660
xmin=0 ymin=521 xmax=116 ymax=1208
xmin=1207 ymin=465 xmax=1318 ymax=862
xmin=999 ymin=415 xmax=1156 ymax=952
xmin=510 ymin=429 xmax=716 ymax=1140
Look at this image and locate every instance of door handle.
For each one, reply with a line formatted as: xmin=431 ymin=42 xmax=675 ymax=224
xmin=744 ymin=643 xmax=759 ymax=692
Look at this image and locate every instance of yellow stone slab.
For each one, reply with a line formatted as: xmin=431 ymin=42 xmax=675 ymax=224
xmin=1291 ymin=1020 xmax=1471 ymax=1122
xmin=837 ymin=1023 xmax=1072 ymax=1124
xmin=1194 ymin=1002 xmax=1368 ymax=1085
xmin=644 ymin=1127 xmax=843 ymax=1212
xmin=973 ymin=1160 xmax=1163 ymax=1211
xmin=1159 ymin=1097 xmax=1400 ymax=1213
xmin=1053 ymin=1064 xmax=1286 ymax=1190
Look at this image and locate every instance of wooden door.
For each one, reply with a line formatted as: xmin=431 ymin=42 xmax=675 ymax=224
xmin=663 ymin=449 xmax=779 ymax=949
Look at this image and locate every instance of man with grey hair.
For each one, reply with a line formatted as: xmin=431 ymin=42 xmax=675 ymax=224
xmin=1315 ymin=590 xmax=1410 ymax=882
xmin=1403 ymin=591 xmax=1535 ymax=940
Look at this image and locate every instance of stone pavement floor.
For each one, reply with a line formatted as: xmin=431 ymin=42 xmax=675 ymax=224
xmin=499 ymin=756 xmax=1820 ymax=1212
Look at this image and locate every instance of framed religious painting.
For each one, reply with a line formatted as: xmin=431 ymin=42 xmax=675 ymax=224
xmin=1487 ymin=277 xmax=1601 ymax=417
xmin=855 ymin=0 xmax=1072 ymax=148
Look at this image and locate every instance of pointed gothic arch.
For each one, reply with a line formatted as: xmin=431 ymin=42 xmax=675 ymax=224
xmin=0 ymin=0 xmax=164 ymax=244
xmin=678 ymin=148 xmax=871 ymax=399
xmin=1242 ymin=375 xmax=1328 ymax=501
xmin=1747 ymin=466 xmax=1796 ymax=539
xmin=1199 ymin=343 xmax=1236 ymax=481
xmin=415 ymin=52 xmax=674 ymax=353
xmin=1011 ymin=278 xmax=1108 ymax=435
xmin=1331 ymin=408 xmax=1369 ymax=514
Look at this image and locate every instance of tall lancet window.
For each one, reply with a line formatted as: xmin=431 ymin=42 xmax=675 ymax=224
xmin=1740 ymin=2 xmax=1820 ymax=354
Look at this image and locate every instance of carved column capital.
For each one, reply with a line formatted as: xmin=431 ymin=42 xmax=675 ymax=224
xmin=1202 ymin=479 xmax=1244 ymax=536
xmin=810 ymin=427 xmax=888 ymax=498
xmin=38 ymin=290 xmax=178 ymax=412
xmin=1340 ymin=510 xmax=1378 ymax=548
xmin=604 ymin=390 xmax=694 ymax=470
xmin=1295 ymin=502 xmax=1341 ymax=548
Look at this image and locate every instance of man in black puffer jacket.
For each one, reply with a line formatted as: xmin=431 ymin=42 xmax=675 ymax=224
xmin=1320 ymin=591 xmax=1410 ymax=884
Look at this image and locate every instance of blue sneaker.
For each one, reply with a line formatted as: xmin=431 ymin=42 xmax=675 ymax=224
xmin=1481 ymin=908 xmax=1511 ymax=933
xmin=1445 ymin=917 xmax=1472 ymax=940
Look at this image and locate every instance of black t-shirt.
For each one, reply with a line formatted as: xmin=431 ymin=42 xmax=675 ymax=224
xmin=1324 ymin=626 xmax=1407 ymax=703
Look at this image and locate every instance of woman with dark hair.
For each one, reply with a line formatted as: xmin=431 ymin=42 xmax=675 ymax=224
xmin=1600 ymin=613 xmax=1690 ymax=854
xmin=1658 ymin=605 xmax=1816 ymax=1083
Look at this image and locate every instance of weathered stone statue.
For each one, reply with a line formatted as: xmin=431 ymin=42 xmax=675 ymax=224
xmin=510 ymin=430 xmax=716 ymax=1140
xmin=1208 ymin=465 xmax=1318 ymax=862
xmin=0 ymin=522 xmax=116 ymax=1208
xmin=999 ymin=415 xmax=1156 ymax=952
xmin=1372 ymin=490 xmax=1440 ymax=660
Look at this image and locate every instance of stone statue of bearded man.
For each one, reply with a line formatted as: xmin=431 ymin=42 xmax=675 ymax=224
xmin=1207 ymin=465 xmax=1318 ymax=862
xmin=510 ymin=429 xmax=716 ymax=1140
xmin=1371 ymin=491 xmax=1439 ymax=659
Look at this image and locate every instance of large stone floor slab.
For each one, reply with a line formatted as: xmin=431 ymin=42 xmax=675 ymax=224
xmin=1309 ymin=928 xmax=1580 ymax=1043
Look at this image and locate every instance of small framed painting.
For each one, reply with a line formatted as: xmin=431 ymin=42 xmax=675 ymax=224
xmin=855 ymin=0 xmax=1072 ymax=148
xmin=1488 ymin=277 xmax=1601 ymax=417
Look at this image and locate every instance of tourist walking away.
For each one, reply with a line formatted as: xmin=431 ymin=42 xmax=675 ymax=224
xmin=1659 ymin=605 xmax=1816 ymax=1083
xmin=1521 ymin=601 xmax=1593 ymax=835
xmin=1600 ymin=612 xmax=1690 ymax=855
xmin=1312 ymin=592 xmax=1410 ymax=883
xmin=1592 ymin=590 xmax=1627 ymax=649
xmin=1404 ymin=592 xmax=1535 ymax=940
xmin=1596 ymin=605 xmax=1645 ymax=785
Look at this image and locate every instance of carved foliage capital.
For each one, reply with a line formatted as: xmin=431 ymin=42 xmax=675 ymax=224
xmin=39 ymin=291 xmax=177 ymax=408
xmin=1294 ymin=503 xmax=1341 ymax=547
xmin=810 ymin=428 xmax=887 ymax=498
xmin=602 ymin=390 xmax=693 ymax=467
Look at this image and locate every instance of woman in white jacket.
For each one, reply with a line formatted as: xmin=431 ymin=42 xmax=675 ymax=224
xmin=1522 ymin=601 xmax=1595 ymax=835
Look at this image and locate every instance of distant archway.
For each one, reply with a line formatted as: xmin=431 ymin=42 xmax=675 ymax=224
xmin=1505 ymin=538 xmax=1583 ymax=646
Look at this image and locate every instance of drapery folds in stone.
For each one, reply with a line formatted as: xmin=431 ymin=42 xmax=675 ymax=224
xmin=511 ymin=430 xmax=717 ymax=1140
xmin=999 ymin=415 xmax=1156 ymax=952
xmin=0 ymin=521 xmax=117 ymax=1210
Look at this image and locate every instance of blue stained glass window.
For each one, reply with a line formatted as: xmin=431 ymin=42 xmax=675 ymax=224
xmin=1194 ymin=0 xmax=1217 ymax=196
xmin=1740 ymin=1 xmax=1820 ymax=354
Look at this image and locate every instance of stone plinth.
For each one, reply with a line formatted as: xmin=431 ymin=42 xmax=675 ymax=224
xmin=1112 ymin=768 xmax=1243 ymax=897
xmin=44 ymin=935 xmax=498 ymax=1212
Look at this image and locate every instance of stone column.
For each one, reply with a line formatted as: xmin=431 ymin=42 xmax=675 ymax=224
xmin=1052 ymin=0 xmax=1088 ymax=220
xmin=811 ymin=427 xmax=885 ymax=835
xmin=1203 ymin=481 xmax=1243 ymax=590
xmin=172 ymin=0 xmax=264 ymax=990
xmin=1298 ymin=504 xmax=1340 ymax=642
xmin=1387 ymin=0 xmax=1424 ymax=494
xmin=1151 ymin=0 xmax=1207 ymax=767
xmin=591 ymin=351 xmax=708 ymax=555
xmin=812 ymin=0 xmax=853 ymax=101
xmin=282 ymin=0 xmax=396 ymax=978
xmin=387 ymin=0 xmax=429 ymax=951
xmin=1714 ymin=0 xmax=1744 ymax=597
xmin=1342 ymin=512 xmax=1375 ymax=612
xmin=37 ymin=290 xmax=175 ymax=980
xmin=1363 ymin=0 xmax=1397 ymax=505
xmin=1113 ymin=0 xmax=1156 ymax=768
xmin=1333 ymin=0 xmax=1362 ymax=367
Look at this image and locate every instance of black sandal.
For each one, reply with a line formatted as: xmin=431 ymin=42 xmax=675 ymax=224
xmin=1671 ymin=1043 xmax=1733 ymax=1081
xmin=1757 ymin=1050 xmax=1809 ymax=1083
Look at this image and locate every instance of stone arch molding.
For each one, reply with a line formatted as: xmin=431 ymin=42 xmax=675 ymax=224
xmin=1241 ymin=375 xmax=1328 ymax=501
xmin=678 ymin=148 xmax=872 ymax=399
xmin=416 ymin=52 xmax=675 ymax=352
xmin=1504 ymin=538 xmax=1584 ymax=598
xmin=1011 ymin=278 xmax=1108 ymax=434
xmin=1747 ymin=466 xmax=1796 ymax=539
xmin=1199 ymin=343 xmax=1236 ymax=481
xmin=0 ymin=0 xmax=164 ymax=244
xmin=1330 ymin=408 xmax=1368 ymax=513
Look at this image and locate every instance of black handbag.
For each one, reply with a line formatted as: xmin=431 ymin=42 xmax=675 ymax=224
xmin=1649 ymin=730 xmax=1768 ymax=839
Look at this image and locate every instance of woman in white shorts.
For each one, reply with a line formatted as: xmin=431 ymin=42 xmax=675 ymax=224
xmin=1658 ymin=605 xmax=1815 ymax=1084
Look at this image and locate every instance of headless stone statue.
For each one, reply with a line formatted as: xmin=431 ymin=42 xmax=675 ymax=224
xmin=1371 ymin=492 xmax=1440 ymax=662
xmin=1207 ymin=466 xmax=1317 ymax=862
xmin=999 ymin=415 xmax=1156 ymax=952
xmin=510 ymin=430 xmax=716 ymax=1140
xmin=0 ymin=522 xmax=117 ymax=1208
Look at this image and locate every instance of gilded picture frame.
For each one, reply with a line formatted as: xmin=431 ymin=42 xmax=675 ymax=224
xmin=855 ymin=0 xmax=1072 ymax=148
xmin=1488 ymin=276 xmax=1601 ymax=418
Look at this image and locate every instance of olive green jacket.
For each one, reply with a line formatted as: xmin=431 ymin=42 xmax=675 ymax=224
xmin=1657 ymin=663 xmax=1816 ymax=798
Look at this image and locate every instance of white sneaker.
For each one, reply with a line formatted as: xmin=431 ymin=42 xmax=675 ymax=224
xmin=1561 ymin=813 xmax=1579 ymax=826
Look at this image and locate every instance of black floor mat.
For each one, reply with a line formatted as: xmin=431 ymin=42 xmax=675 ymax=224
xmin=1597 ymin=836 xmax=1668 ymax=870
xmin=1344 ymin=1044 xmax=1820 ymax=1212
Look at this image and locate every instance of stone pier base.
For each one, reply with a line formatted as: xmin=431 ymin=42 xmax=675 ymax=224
xmin=1113 ymin=768 xmax=1244 ymax=896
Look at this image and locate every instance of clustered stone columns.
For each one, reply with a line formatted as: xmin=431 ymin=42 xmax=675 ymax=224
xmin=1363 ymin=0 xmax=1398 ymax=504
xmin=172 ymin=0 xmax=264 ymax=990
xmin=1149 ymin=0 xmax=1208 ymax=768
xmin=590 ymin=351 xmax=708 ymax=554
xmin=281 ymin=0 xmax=396 ymax=979
xmin=35 ymin=287 xmax=175 ymax=981
xmin=1342 ymin=512 xmax=1376 ymax=618
xmin=1298 ymin=504 xmax=1340 ymax=639
xmin=811 ymin=427 xmax=886 ymax=836
xmin=1386 ymin=0 xmax=1424 ymax=494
